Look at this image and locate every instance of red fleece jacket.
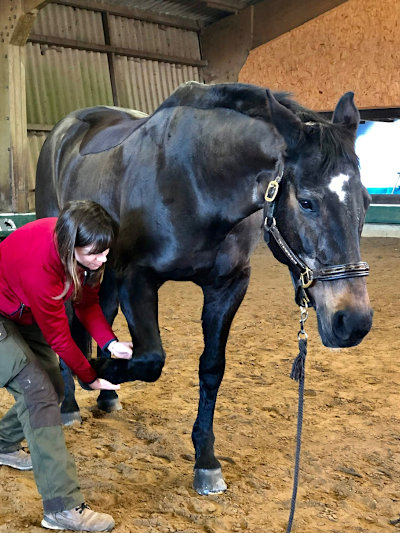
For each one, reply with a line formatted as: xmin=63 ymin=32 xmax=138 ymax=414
xmin=0 ymin=218 xmax=116 ymax=383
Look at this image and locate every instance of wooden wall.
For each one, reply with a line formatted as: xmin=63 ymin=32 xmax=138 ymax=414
xmin=239 ymin=0 xmax=400 ymax=111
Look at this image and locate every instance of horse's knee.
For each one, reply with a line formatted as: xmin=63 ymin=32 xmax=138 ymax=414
xmin=132 ymin=351 xmax=165 ymax=382
xmin=91 ymin=351 xmax=166 ymax=384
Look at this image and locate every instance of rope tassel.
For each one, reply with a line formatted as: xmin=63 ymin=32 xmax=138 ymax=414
xmin=290 ymin=337 xmax=307 ymax=382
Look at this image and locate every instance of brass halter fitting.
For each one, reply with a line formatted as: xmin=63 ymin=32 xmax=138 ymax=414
xmin=264 ymin=180 xmax=279 ymax=202
xmin=298 ymin=302 xmax=309 ymax=340
xmin=300 ymin=267 xmax=313 ymax=289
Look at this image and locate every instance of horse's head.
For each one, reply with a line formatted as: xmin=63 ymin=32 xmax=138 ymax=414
xmin=264 ymin=90 xmax=373 ymax=348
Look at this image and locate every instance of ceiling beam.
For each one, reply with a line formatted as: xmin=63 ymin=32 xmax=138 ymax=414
xmin=50 ymin=0 xmax=200 ymax=31
xmin=28 ymin=32 xmax=207 ymax=67
xmin=23 ymin=0 xmax=50 ymax=12
xmin=251 ymin=0 xmax=350 ymax=49
xmin=202 ymin=1 xmax=244 ymax=13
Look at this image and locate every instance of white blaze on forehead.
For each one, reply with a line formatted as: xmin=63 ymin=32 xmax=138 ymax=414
xmin=328 ymin=173 xmax=350 ymax=202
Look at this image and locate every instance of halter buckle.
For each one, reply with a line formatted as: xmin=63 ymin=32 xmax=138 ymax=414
xmin=265 ymin=180 xmax=279 ymax=202
xmin=300 ymin=267 xmax=313 ymax=289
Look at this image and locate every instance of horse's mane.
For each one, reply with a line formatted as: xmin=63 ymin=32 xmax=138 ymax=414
xmin=156 ymin=82 xmax=359 ymax=174
xmin=155 ymin=81 xmax=271 ymax=121
xmin=273 ymin=91 xmax=359 ymax=174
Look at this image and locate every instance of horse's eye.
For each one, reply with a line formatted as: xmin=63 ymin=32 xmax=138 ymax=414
xmin=298 ymin=199 xmax=314 ymax=211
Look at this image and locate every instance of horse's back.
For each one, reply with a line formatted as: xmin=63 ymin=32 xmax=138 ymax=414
xmin=35 ymin=105 xmax=148 ymax=218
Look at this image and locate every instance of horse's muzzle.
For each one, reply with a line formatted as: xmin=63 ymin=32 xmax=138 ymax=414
xmin=319 ymin=306 xmax=373 ymax=348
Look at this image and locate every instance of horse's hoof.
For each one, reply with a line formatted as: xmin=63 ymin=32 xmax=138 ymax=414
xmin=96 ymin=398 xmax=122 ymax=412
xmin=61 ymin=411 xmax=82 ymax=426
xmin=193 ymin=467 xmax=227 ymax=495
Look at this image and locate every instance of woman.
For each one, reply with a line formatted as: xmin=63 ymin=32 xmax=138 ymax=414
xmin=0 ymin=200 xmax=132 ymax=532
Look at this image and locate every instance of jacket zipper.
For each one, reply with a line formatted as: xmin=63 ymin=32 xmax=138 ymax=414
xmin=10 ymin=303 xmax=25 ymax=319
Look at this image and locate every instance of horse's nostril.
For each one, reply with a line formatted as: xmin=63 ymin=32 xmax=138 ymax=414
xmin=332 ymin=308 xmax=373 ymax=343
xmin=333 ymin=310 xmax=349 ymax=340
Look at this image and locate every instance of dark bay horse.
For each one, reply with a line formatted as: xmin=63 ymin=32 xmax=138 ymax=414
xmin=35 ymin=82 xmax=373 ymax=495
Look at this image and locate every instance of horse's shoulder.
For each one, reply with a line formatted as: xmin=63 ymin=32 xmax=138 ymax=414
xmin=71 ymin=106 xmax=149 ymax=155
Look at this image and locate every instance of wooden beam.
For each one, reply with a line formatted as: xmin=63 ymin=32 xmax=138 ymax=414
xmin=49 ymin=0 xmax=201 ymax=31
xmin=23 ymin=0 xmax=50 ymax=13
xmin=10 ymin=11 xmax=37 ymax=45
xmin=102 ymin=11 xmax=118 ymax=107
xmin=204 ymin=1 xmax=242 ymax=13
xmin=0 ymin=45 xmax=12 ymax=211
xmin=200 ymin=7 xmax=252 ymax=83
xmin=8 ymin=43 xmax=28 ymax=211
xmin=28 ymin=33 xmax=207 ymax=67
xmin=251 ymin=0 xmax=350 ymax=49
xmin=28 ymin=123 xmax=54 ymax=131
xmin=0 ymin=1 xmax=44 ymax=211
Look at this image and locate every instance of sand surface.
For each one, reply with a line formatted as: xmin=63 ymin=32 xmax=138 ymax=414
xmin=0 ymin=237 xmax=399 ymax=532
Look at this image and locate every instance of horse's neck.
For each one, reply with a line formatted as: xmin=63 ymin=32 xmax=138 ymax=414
xmin=149 ymin=107 xmax=282 ymax=225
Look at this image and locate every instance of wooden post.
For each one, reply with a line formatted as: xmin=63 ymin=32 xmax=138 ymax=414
xmin=0 ymin=0 xmax=48 ymax=212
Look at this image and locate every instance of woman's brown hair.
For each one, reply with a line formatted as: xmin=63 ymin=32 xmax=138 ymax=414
xmin=55 ymin=200 xmax=118 ymax=301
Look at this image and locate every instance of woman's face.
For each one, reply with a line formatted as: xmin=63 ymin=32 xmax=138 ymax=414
xmin=74 ymin=245 xmax=109 ymax=270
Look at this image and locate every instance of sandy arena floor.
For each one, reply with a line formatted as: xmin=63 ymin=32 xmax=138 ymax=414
xmin=0 ymin=237 xmax=399 ymax=533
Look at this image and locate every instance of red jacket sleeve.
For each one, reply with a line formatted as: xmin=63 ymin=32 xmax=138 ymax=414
xmin=73 ymin=282 xmax=117 ymax=351
xmin=26 ymin=271 xmax=97 ymax=384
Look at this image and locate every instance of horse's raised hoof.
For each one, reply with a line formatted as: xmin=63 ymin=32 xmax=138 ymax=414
xmin=96 ymin=397 xmax=122 ymax=413
xmin=61 ymin=411 xmax=82 ymax=426
xmin=193 ymin=467 xmax=227 ymax=495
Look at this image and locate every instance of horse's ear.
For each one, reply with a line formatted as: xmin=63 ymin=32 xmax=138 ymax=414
xmin=332 ymin=92 xmax=360 ymax=137
xmin=266 ymin=89 xmax=303 ymax=151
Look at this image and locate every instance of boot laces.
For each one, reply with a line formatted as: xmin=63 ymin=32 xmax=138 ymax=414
xmin=75 ymin=503 xmax=91 ymax=514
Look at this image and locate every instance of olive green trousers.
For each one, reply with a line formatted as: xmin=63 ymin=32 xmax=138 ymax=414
xmin=0 ymin=316 xmax=84 ymax=513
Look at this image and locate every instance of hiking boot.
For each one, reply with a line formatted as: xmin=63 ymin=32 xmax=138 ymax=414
xmin=41 ymin=503 xmax=115 ymax=531
xmin=0 ymin=449 xmax=33 ymax=471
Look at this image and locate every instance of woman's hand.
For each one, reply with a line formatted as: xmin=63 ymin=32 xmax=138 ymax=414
xmin=108 ymin=340 xmax=133 ymax=359
xmin=88 ymin=378 xmax=120 ymax=390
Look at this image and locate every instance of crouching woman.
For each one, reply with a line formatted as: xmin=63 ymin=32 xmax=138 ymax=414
xmin=0 ymin=200 xmax=132 ymax=532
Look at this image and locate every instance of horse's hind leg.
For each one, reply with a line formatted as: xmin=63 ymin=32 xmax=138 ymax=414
xmin=193 ymin=268 xmax=250 ymax=495
xmin=96 ymin=267 xmax=121 ymax=412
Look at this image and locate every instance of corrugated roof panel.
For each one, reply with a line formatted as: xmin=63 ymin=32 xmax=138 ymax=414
xmin=109 ymin=15 xmax=201 ymax=60
xmin=32 ymin=3 xmax=105 ymax=44
xmin=114 ymin=55 xmax=201 ymax=113
xmin=26 ymin=43 xmax=113 ymax=125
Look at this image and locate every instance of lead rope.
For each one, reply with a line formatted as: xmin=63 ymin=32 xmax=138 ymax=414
xmin=286 ymin=302 xmax=309 ymax=533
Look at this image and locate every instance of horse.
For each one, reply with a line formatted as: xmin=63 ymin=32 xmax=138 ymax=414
xmin=35 ymin=81 xmax=373 ymax=495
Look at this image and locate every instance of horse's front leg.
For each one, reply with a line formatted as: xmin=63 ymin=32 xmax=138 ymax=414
xmin=193 ymin=268 xmax=251 ymax=495
xmin=91 ymin=269 xmax=166 ymax=385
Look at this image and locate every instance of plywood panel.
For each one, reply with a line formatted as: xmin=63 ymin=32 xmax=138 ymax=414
xmin=239 ymin=0 xmax=400 ymax=110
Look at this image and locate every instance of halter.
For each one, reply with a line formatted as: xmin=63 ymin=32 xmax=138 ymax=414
xmin=263 ymin=164 xmax=370 ymax=307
